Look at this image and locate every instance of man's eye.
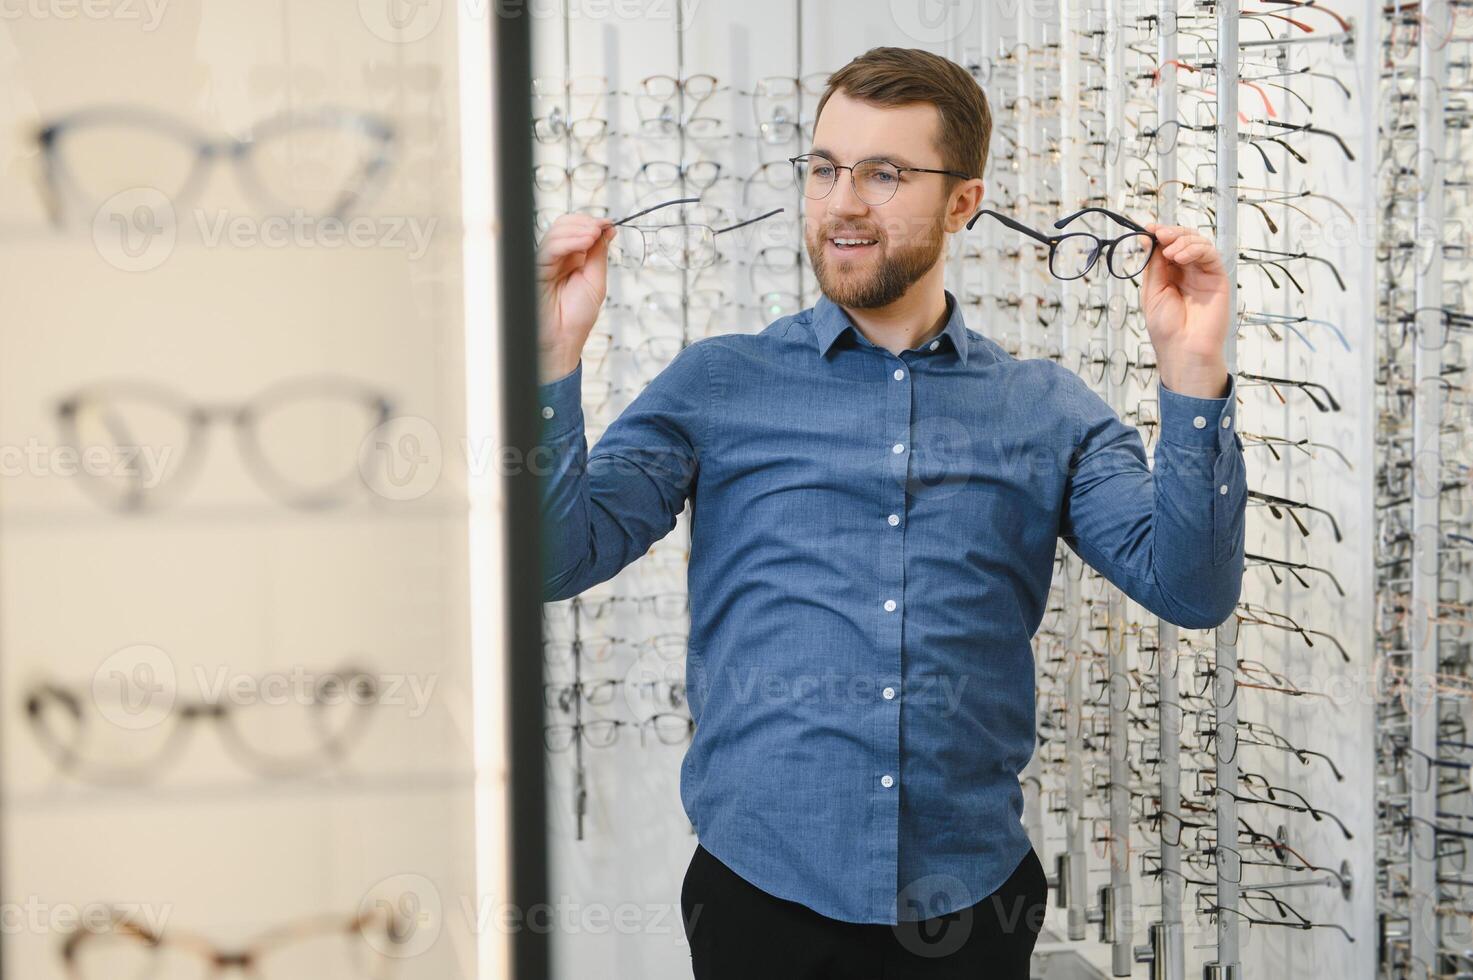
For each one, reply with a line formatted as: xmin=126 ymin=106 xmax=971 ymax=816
xmin=812 ymin=165 xmax=835 ymax=177
xmin=872 ymin=170 xmax=897 ymax=182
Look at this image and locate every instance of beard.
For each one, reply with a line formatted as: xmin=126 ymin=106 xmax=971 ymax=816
xmin=804 ymin=213 xmax=947 ymax=309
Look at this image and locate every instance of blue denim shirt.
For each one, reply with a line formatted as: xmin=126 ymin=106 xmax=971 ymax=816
xmin=539 ymin=288 xmax=1245 ymax=924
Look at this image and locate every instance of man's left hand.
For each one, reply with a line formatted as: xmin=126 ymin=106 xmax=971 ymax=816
xmin=1140 ymin=223 xmax=1231 ymax=399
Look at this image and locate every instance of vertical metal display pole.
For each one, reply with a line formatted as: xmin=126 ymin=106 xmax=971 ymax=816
xmin=1065 ymin=569 xmax=1089 ymax=942
xmin=1054 ymin=2 xmax=1089 ymax=943
xmin=675 ymin=0 xmax=690 ymax=348
xmin=549 ymin=3 xmax=589 ymax=846
xmin=795 ymin=0 xmax=808 ymax=303
xmin=1103 ymin=0 xmax=1132 ymax=975
xmin=1155 ymin=5 xmax=1185 ymax=977
xmin=1209 ymin=3 xmax=1241 ymax=977
xmin=1018 ymin=4 xmax=1035 ymax=351
xmin=1411 ymin=0 xmax=1448 ymax=969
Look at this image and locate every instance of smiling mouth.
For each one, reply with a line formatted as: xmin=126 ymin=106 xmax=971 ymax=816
xmin=828 ymin=236 xmax=879 ymax=254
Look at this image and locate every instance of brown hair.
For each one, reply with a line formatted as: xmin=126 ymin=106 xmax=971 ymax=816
xmin=813 ymin=46 xmax=992 ymax=184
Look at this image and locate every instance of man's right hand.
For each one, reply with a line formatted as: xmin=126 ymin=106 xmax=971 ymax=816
xmin=537 ymin=213 xmax=616 ymax=383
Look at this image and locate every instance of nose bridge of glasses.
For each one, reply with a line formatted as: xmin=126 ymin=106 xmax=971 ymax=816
xmin=203 ymin=135 xmax=251 ymax=161
xmin=821 ymin=161 xmax=874 ymax=209
xmin=195 ymin=401 xmax=245 ymax=424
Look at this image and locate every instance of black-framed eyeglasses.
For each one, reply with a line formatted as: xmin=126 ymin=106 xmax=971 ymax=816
xmin=967 ymin=206 xmax=1158 ymax=280
xmin=788 ymin=153 xmax=975 ymax=207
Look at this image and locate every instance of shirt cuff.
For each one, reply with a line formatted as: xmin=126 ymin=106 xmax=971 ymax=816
xmin=1158 ymin=372 xmax=1237 ymax=452
xmin=539 ymin=358 xmax=585 ymax=442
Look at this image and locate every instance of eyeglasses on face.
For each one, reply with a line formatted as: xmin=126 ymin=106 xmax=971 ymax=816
xmin=967 ymin=206 xmax=1158 ymax=280
xmin=789 ymin=153 xmax=975 ymax=207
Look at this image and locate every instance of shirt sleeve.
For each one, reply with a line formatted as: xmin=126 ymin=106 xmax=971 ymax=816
xmin=1057 ymin=365 xmax=1246 ymax=630
xmin=538 ymin=339 xmax=711 ymax=602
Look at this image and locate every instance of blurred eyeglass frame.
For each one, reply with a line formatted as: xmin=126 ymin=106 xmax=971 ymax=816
xmin=34 ymin=104 xmax=397 ymax=224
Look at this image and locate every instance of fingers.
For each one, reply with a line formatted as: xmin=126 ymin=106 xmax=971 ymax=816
xmin=537 ymin=215 xmax=615 ymax=273
xmin=540 ymin=228 xmax=610 ymax=267
xmin=1144 ymin=222 xmax=1222 ymax=271
xmin=539 ymin=215 xmax=613 ymax=253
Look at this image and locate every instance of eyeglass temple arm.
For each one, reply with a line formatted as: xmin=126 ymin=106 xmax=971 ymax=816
xmin=966 ymin=208 xmax=1052 ymax=244
xmin=612 ymin=196 xmax=701 ymax=227
xmin=1054 ymin=206 xmax=1153 ymax=235
xmin=714 ymin=207 xmax=784 ymax=235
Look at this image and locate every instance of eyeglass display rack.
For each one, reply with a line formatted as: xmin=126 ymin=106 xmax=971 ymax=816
xmin=0 ymin=10 xmax=488 ymax=978
xmin=533 ymin=1 xmax=1463 ymax=978
xmin=1375 ymin=0 xmax=1473 ymax=975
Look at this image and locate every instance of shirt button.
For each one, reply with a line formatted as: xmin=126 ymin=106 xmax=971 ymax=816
xmin=881 ymin=774 xmax=894 ymax=788
xmin=1192 ymin=415 xmax=1206 ymax=429
xmin=883 ymin=686 xmax=896 ymax=700
xmin=883 ymin=599 xmax=896 ymax=612
xmin=542 ymin=406 xmax=555 ymax=419
xmin=928 ymin=340 xmax=940 ymax=350
xmin=887 ymin=514 xmax=900 ymax=526
xmin=893 ymin=368 xmax=904 ymax=380
xmin=892 ymin=443 xmax=904 ymax=454
xmin=1220 ymin=484 xmax=1229 ymax=495
xmin=1222 ymin=415 xmax=1232 ymax=428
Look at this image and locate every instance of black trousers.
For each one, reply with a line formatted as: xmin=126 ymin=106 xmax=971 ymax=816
xmin=680 ymin=843 xmax=1048 ymax=979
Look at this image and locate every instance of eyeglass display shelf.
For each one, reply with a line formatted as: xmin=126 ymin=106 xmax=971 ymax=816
xmin=0 ymin=497 xmax=477 ymax=531
xmin=5 ymin=765 xmax=477 ymax=813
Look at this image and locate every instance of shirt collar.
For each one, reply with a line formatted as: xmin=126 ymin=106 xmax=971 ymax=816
xmin=810 ymin=289 xmax=971 ymax=365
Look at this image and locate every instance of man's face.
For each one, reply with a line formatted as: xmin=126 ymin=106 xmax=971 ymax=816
xmin=802 ymin=91 xmax=970 ymax=310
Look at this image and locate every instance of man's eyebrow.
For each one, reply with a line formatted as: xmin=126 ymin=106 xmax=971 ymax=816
xmin=808 ymin=147 xmax=919 ymax=168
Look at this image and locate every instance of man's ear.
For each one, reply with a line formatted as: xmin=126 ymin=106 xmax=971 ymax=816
xmin=946 ymin=178 xmax=985 ymax=233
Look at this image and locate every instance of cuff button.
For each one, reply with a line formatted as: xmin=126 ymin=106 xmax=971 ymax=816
xmin=1192 ymin=415 xmax=1206 ymax=429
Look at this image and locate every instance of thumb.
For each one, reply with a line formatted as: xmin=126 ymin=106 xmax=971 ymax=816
xmin=583 ymin=224 xmax=613 ymax=297
xmin=1140 ymin=245 xmax=1170 ymax=302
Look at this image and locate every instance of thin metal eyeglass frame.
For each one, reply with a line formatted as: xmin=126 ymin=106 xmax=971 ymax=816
xmin=788 ymin=153 xmax=976 ymax=207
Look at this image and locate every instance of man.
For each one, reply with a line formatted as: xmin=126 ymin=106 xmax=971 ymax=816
xmin=536 ymin=46 xmax=1244 ymax=980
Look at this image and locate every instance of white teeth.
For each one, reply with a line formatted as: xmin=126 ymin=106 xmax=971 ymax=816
xmin=833 ymin=238 xmax=876 ymax=246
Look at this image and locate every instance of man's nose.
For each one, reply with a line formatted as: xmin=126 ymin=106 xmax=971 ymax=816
xmin=825 ymin=170 xmax=869 ymax=218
